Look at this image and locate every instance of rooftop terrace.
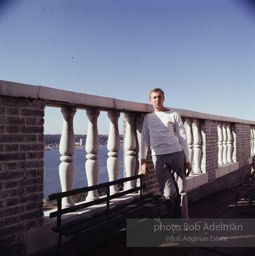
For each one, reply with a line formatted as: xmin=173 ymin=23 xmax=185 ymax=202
xmin=0 ymin=80 xmax=255 ymax=255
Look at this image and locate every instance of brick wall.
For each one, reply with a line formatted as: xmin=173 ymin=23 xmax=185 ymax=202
xmin=235 ymin=123 xmax=251 ymax=167
xmin=204 ymin=120 xmax=218 ymax=182
xmin=0 ymin=96 xmax=45 ymax=256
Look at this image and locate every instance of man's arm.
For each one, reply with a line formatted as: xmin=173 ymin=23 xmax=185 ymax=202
xmin=141 ymin=159 xmax=149 ymax=176
xmin=185 ymin=162 xmax=192 ymax=176
xmin=174 ymin=112 xmax=193 ymax=175
xmin=174 ymin=112 xmax=191 ymax=163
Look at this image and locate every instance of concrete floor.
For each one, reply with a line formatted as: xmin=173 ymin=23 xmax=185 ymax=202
xmin=36 ymin=184 xmax=255 ymax=256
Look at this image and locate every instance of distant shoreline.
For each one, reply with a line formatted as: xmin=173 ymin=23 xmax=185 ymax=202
xmin=44 ymin=134 xmax=123 ymax=150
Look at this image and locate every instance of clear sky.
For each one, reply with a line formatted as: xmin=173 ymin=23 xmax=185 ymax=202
xmin=1 ymin=0 xmax=255 ymax=134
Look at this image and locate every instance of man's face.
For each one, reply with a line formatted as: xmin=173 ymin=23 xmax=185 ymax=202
xmin=150 ymin=91 xmax=164 ymax=111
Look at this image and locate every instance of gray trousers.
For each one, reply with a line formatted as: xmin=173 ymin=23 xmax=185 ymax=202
xmin=152 ymin=151 xmax=189 ymax=218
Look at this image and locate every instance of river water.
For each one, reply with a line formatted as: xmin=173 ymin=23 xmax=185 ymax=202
xmin=44 ymin=145 xmax=124 ymax=198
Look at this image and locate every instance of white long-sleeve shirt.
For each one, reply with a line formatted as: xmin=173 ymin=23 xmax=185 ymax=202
xmin=140 ymin=110 xmax=190 ymax=163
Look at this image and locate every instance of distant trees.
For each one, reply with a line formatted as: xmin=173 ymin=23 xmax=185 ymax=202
xmin=44 ymin=134 xmax=123 ymax=146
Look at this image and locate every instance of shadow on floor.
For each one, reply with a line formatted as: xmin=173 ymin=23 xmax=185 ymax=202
xmin=37 ymin=185 xmax=255 ymax=256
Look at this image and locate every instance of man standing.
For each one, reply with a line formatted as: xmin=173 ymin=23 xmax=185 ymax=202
xmin=140 ymin=88 xmax=192 ymax=218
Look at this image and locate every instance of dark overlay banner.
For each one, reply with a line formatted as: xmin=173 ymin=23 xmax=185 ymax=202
xmin=126 ymin=218 xmax=255 ymax=247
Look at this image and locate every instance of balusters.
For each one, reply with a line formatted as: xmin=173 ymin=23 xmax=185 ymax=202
xmin=232 ymin=131 xmax=237 ymax=163
xmin=253 ymin=127 xmax=255 ymax=156
xmin=250 ymin=128 xmax=253 ymax=157
xmin=251 ymin=127 xmax=255 ymax=157
xmin=85 ymin=109 xmax=100 ymax=201
xmin=184 ymin=118 xmax=193 ymax=169
xmin=59 ymin=107 xmax=76 ymax=207
xmin=107 ymin=111 xmax=120 ymax=195
xmin=217 ymin=121 xmax=235 ymax=167
xmin=184 ymin=119 xmax=202 ymax=174
xmin=192 ymin=119 xmax=202 ymax=174
xmin=227 ymin=123 xmax=233 ymax=164
xmin=217 ymin=123 xmax=223 ymax=166
xmin=222 ymin=123 xmax=228 ymax=165
xmin=124 ymin=113 xmax=137 ymax=189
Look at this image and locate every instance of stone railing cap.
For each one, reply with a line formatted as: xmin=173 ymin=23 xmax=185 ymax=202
xmin=1 ymin=79 xmax=255 ymax=125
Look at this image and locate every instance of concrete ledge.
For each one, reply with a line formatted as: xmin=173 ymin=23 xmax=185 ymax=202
xmin=186 ymin=173 xmax=208 ymax=191
xmin=1 ymin=79 xmax=255 ymax=124
xmin=0 ymin=79 xmax=151 ymax=113
xmin=215 ymin=162 xmax=239 ymax=178
xmin=0 ymin=80 xmax=40 ymax=98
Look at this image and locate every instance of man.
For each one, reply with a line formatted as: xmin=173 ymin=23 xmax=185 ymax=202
xmin=140 ymin=88 xmax=192 ymax=218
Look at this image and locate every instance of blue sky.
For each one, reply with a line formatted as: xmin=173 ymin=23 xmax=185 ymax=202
xmin=1 ymin=0 xmax=255 ymax=134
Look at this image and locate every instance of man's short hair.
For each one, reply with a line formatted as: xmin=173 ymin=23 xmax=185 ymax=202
xmin=149 ymin=88 xmax=165 ymax=100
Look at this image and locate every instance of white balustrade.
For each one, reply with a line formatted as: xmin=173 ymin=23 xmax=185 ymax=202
xmin=85 ymin=109 xmax=100 ymax=201
xmin=124 ymin=113 xmax=137 ymax=189
xmin=107 ymin=111 xmax=120 ymax=195
xmin=250 ymin=128 xmax=253 ymax=156
xmin=227 ymin=123 xmax=233 ymax=164
xmin=59 ymin=107 xmax=76 ymax=207
xmin=184 ymin=118 xmax=193 ymax=168
xmin=192 ymin=119 xmax=202 ymax=174
xmin=217 ymin=123 xmax=223 ymax=166
xmin=218 ymin=122 xmax=236 ymax=167
xmin=251 ymin=127 xmax=255 ymax=156
xmin=232 ymin=130 xmax=237 ymax=163
xmin=253 ymin=127 xmax=255 ymax=156
xmin=184 ymin=118 xmax=203 ymax=174
xmin=222 ymin=123 xmax=228 ymax=165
